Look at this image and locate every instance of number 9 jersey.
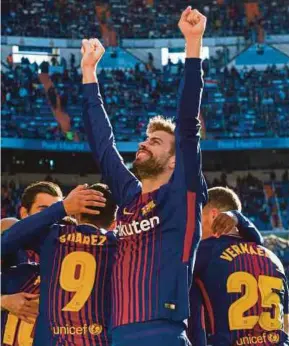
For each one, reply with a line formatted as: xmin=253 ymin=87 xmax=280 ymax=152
xmin=34 ymin=224 xmax=117 ymax=346
xmin=189 ymin=236 xmax=289 ymax=346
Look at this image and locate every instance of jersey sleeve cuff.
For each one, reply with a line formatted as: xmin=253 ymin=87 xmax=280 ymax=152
xmin=185 ymin=58 xmax=202 ymax=72
xmin=184 ymin=58 xmax=203 ymax=87
xmin=83 ymin=83 xmax=101 ymax=99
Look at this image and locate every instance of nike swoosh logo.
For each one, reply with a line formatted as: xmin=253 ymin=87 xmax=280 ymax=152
xmin=123 ymin=208 xmax=134 ymax=215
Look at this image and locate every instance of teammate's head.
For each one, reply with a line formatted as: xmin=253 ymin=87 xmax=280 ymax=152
xmin=79 ymin=183 xmax=117 ymax=229
xmin=20 ymin=181 xmax=63 ymax=218
xmin=202 ymin=187 xmax=242 ymax=239
xmin=1 ymin=217 xmax=19 ymax=233
xmin=133 ymin=116 xmax=176 ymax=180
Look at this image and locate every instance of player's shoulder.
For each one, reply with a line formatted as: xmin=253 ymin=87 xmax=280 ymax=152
xmin=257 ymin=244 xmax=285 ymax=272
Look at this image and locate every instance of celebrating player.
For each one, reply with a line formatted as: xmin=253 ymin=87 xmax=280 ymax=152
xmin=188 ymin=187 xmax=289 ymax=345
xmin=81 ymin=7 xmax=207 ymax=346
xmin=1 ymin=182 xmax=63 ymax=346
xmin=2 ymin=183 xmax=115 ymax=346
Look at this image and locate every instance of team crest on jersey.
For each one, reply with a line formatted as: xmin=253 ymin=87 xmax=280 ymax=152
xmin=267 ymin=332 xmax=279 ymax=343
xmin=142 ymin=200 xmax=156 ymax=216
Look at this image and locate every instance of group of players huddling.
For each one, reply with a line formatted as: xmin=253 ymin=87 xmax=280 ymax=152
xmin=1 ymin=7 xmax=288 ymax=346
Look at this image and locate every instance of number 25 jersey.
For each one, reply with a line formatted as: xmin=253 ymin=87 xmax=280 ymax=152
xmin=192 ymin=236 xmax=289 ymax=346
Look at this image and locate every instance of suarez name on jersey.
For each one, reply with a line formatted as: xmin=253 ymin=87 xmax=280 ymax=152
xmin=1 ymin=263 xmax=40 ymax=346
xmin=1 ymin=202 xmax=117 ymax=346
xmin=191 ymin=236 xmax=289 ymax=346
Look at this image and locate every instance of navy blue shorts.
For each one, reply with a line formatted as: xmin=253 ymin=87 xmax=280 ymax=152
xmin=112 ymin=320 xmax=191 ymax=346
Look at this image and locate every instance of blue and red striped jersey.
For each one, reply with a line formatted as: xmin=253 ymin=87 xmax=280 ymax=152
xmin=187 ymin=282 xmax=207 ymax=346
xmin=190 ymin=235 xmax=289 ymax=346
xmin=2 ymin=203 xmax=117 ymax=346
xmin=1 ymin=263 xmax=40 ymax=346
xmin=83 ymin=58 xmax=207 ymax=328
xmin=36 ymin=224 xmax=117 ymax=346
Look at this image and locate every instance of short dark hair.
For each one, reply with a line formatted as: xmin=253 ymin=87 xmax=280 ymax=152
xmin=21 ymin=181 xmax=63 ymax=212
xmin=207 ymin=187 xmax=242 ymax=212
xmin=81 ymin=183 xmax=117 ymax=229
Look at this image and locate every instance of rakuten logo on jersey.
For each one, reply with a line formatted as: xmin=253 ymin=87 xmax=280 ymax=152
xmin=117 ymin=216 xmax=160 ymax=237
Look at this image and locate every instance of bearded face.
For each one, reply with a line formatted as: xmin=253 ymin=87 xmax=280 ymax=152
xmin=133 ymin=147 xmax=172 ymax=180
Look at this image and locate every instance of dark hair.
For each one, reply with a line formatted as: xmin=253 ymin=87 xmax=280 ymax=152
xmin=81 ymin=183 xmax=117 ymax=229
xmin=21 ymin=181 xmax=63 ymax=212
xmin=207 ymin=187 xmax=242 ymax=212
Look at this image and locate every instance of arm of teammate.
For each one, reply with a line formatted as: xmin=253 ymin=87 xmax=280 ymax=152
xmin=172 ymin=9 xmax=207 ymax=202
xmin=188 ymin=282 xmax=207 ymax=346
xmin=212 ymin=211 xmax=264 ymax=245
xmin=1 ymin=185 xmax=105 ymax=255
xmin=81 ymin=39 xmax=141 ymax=206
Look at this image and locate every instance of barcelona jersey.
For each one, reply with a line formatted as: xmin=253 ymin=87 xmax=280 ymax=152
xmin=83 ymin=58 xmax=207 ymax=328
xmin=190 ymin=235 xmax=289 ymax=346
xmin=1 ymin=263 xmax=40 ymax=346
xmin=1 ymin=202 xmax=117 ymax=346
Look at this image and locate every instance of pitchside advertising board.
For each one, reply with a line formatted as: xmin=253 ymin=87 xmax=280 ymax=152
xmin=2 ymin=137 xmax=289 ymax=153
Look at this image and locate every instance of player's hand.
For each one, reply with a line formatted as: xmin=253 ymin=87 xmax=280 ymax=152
xmin=1 ymin=292 xmax=39 ymax=324
xmin=178 ymin=7 xmax=207 ymax=40
xmin=212 ymin=212 xmax=238 ymax=237
xmin=81 ymin=38 xmax=105 ymax=70
xmin=63 ymin=184 xmax=106 ymax=215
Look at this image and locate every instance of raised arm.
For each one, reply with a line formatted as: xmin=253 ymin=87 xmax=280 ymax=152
xmin=1 ymin=202 xmax=66 ymax=256
xmin=172 ymin=8 xmax=207 ymax=200
xmin=81 ymin=39 xmax=141 ymax=206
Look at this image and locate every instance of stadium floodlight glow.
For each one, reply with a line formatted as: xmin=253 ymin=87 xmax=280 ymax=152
xmin=161 ymin=46 xmax=209 ymax=66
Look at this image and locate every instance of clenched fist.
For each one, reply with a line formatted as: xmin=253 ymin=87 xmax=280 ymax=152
xmin=178 ymin=7 xmax=207 ymax=40
xmin=81 ymin=38 xmax=105 ymax=70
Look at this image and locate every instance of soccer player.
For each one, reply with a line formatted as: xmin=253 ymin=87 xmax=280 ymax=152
xmin=2 ymin=183 xmax=116 ymax=346
xmin=81 ymin=7 xmax=207 ymax=346
xmin=188 ymin=187 xmax=289 ymax=345
xmin=1 ymin=182 xmax=64 ymax=346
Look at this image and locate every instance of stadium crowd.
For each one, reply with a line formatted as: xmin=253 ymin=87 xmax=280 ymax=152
xmin=2 ymin=58 xmax=289 ymax=141
xmin=2 ymin=0 xmax=289 ymax=39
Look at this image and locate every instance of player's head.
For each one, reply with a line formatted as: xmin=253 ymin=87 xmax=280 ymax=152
xmin=133 ymin=116 xmax=176 ymax=180
xmin=79 ymin=183 xmax=117 ymax=229
xmin=20 ymin=181 xmax=63 ymax=218
xmin=202 ymin=187 xmax=242 ymax=239
xmin=1 ymin=217 xmax=19 ymax=233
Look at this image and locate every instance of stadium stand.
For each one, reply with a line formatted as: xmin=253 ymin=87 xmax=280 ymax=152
xmin=2 ymin=0 xmax=289 ymax=39
xmin=2 ymin=59 xmax=289 ymax=141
